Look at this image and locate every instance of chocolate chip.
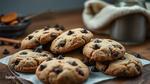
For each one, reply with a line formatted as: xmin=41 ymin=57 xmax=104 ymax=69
xmin=67 ymin=31 xmax=74 ymax=35
xmin=43 ymin=26 xmax=50 ymax=31
xmin=28 ymin=35 xmax=33 ymax=40
xmin=51 ymin=32 xmax=57 ymax=37
xmin=13 ymin=44 xmax=20 ymax=49
xmin=54 ymin=24 xmax=64 ymax=30
xmin=76 ymin=68 xmax=84 ymax=76
xmin=52 ymin=66 xmax=63 ymax=74
xmin=20 ymin=52 xmax=28 ymax=55
xmin=111 ymin=51 xmax=119 ymax=57
xmin=57 ymin=55 xmax=64 ymax=59
xmin=14 ymin=60 xmax=20 ymax=65
xmin=39 ymin=65 xmax=47 ymax=71
xmin=90 ymin=66 xmax=99 ymax=72
xmin=81 ymin=29 xmax=88 ymax=33
xmin=93 ymin=44 xmax=100 ymax=50
xmin=67 ymin=61 xmax=78 ymax=66
xmin=94 ymin=39 xmax=101 ymax=43
xmin=3 ymin=49 xmax=9 ymax=55
xmin=44 ymin=28 xmax=49 ymax=31
xmin=58 ymin=40 xmax=66 ymax=47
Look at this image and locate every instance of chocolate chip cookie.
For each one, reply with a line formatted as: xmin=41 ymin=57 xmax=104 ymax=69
xmin=83 ymin=39 xmax=125 ymax=62
xmin=50 ymin=28 xmax=93 ymax=53
xmin=8 ymin=49 xmax=53 ymax=73
xmin=36 ymin=57 xmax=89 ymax=84
xmin=21 ymin=24 xmax=64 ymax=49
xmin=96 ymin=53 xmax=143 ymax=77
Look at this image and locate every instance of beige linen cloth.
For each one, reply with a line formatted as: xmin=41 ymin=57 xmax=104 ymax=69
xmin=82 ymin=0 xmax=150 ymax=35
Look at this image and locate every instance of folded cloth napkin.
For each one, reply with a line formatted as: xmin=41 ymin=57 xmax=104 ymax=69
xmin=82 ymin=0 xmax=150 ymax=34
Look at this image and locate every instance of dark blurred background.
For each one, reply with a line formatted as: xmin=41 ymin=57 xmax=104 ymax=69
xmin=0 ymin=0 xmax=85 ymax=15
xmin=0 ymin=0 xmax=149 ymax=16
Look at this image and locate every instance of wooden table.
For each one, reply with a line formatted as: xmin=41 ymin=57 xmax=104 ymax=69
xmin=0 ymin=10 xmax=150 ymax=84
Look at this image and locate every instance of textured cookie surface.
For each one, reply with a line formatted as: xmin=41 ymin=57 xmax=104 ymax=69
xmin=21 ymin=24 xmax=64 ymax=49
xmin=96 ymin=53 xmax=143 ymax=77
xmin=83 ymin=39 xmax=125 ymax=62
xmin=36 ymin=57 xmax=89 ymax=84
xmin=8 ymin=49 xmax=53 ymax=73
xmin=50 ymin=28 xmax=93 ymax=53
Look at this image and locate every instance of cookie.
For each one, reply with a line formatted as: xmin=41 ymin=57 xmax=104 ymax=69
xmin=96 ymin=53 xmax=143 ymax=77
xmin=8 ymin=49 xmax=53 ymax=73
xmin=83 ymin=39 xmax=125 ymax=62
xmin=36 ymin=57 xmax=89 ymax=84
xmin=1 ymin=12 xmax=17 ymax=23
xmin=21 ymin=24 xmax=64 ymax=49
xmin=50 ymin=28 xmax=93 ymax=53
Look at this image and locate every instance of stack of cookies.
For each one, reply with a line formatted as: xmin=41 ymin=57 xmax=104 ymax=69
xmin=83 ymin=39 xmax=143 ymax=77
xmin=8 ymin=25 xmax=143 ymax=84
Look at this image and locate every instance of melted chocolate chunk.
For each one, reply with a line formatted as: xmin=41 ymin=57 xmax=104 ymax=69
xmin=67 ymin=61 xmax=78 ymax=66
xmin=94 ymin=39 xmax=102 ymax=43
xmin=111 ymin=51 xmax=119 ymax=57
xmin=81 ymin=29 xmax=88 ymax=33
xmin=67 ymin=31 xmax=74 ymax=35
xmin=20 ymin=52 xmax=28 ymax=55
xmin=28 ymin=36 xmax=33 ymax=40
xmin=39 ymin=65 xmax=47 ymax=71
xmin=57 ymin=55 xmax=64 ymax=59
xmin=51 ymin=32 xmax=57 ymax=37
xmin=90 ymin=66 xmax=99 ymax=72
xmin=76 ymin=68 xmax=84 ymax=76
xmin=3 ymin=49 xmax=10 ymax=55
xmin=58 ymin=40 xmax=66 ymax=47
xmin=93 ymin=44 xmax=100 ymax=50
xmin=52 ymin=66 xmax=63 ymax=74
xmin=14 ymin=60 xmax=20 ymax=65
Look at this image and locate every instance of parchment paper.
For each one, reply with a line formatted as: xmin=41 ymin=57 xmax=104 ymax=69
xmin=0 ymin=56 xmax=150 ymax=84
